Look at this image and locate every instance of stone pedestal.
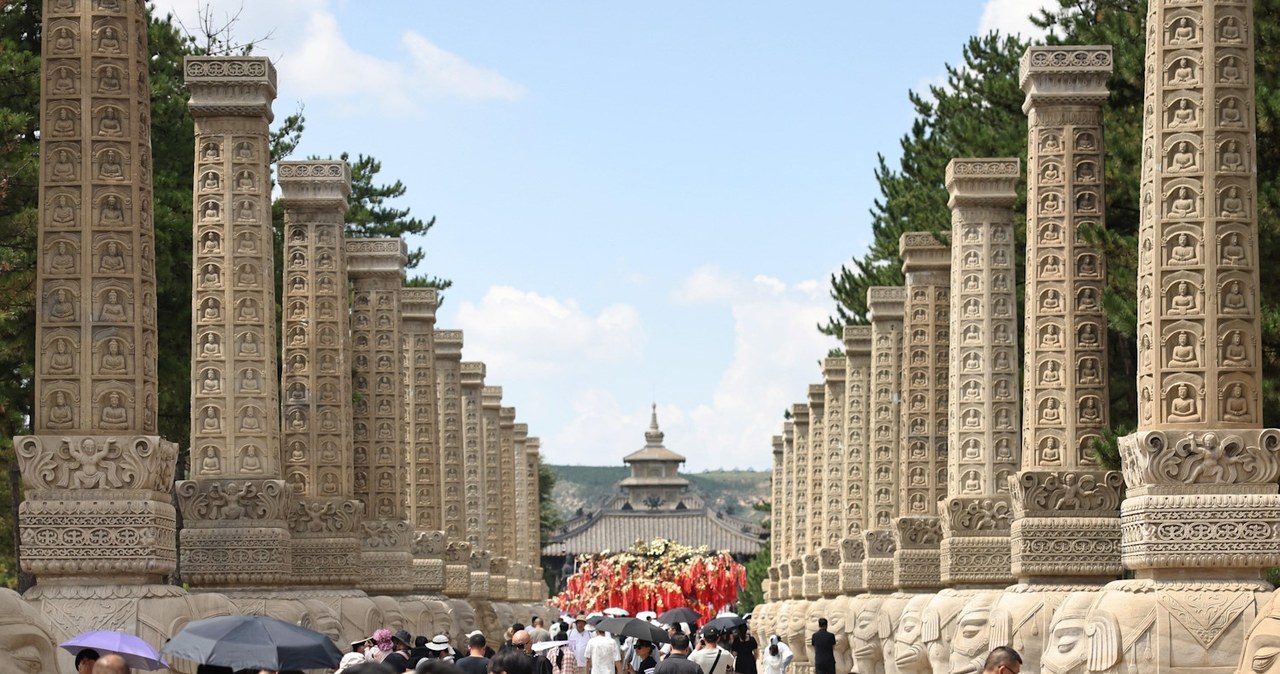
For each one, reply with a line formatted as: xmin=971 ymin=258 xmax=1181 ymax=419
xmin=444 ymin=541 xmax=473 ymax=599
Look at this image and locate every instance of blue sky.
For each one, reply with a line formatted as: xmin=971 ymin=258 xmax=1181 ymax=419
xmin=152 ymin=0 xmax=1052 ymax=471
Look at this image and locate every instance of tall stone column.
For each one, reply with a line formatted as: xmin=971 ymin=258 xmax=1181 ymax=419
xmin=346 ymin=238 xmax=412 ymax=593
xmin=480 ymin=387 xmax=504 ymax=567
xmin=276 ymin=160 xmax=363 ymax=587
xmin=862 ymin=286 xmax=904 ymax=593
xmin=840 ymin=326 xmax=871 ymax=596
xmin=179 ymin=56 xmax=292 ymax=586
xmin=778 ymin=422 xmax=795 ymax=598
xmin=403 ymin=287 xmax=447 ymax=595
xmin=992 ymin=46 xmax=1121 ymax=674
xmin=461 ymin=362 xmax=491 ymax=597
xmin=503 ymin=407 xmax=522 ymax=599
xmin=1086 ymin=2 xmax=1280 ymax=670
xmin=788 ymin=403 xmax=810 ymax=601
xmin=20 ymin=0 xmax=195 ymax=639
xmin=768 ymin=432 xmax=785 ymax=602
xmin=435 ymin=330 xmax=465 ymax=545
xmin=514 ymin=422 xmax=532 ymax=600
xmin=894 ymin=233 xmax=950 ymax=592
xmin=802 ymin=384 xmax=825 ymax=600
xmin=930 ymin=159 xmax=1021 ymax=674
xmin=526 ymin=435 xmax=546 ymax=598
xmin=817 ymin=359 xmax=846 ymax=598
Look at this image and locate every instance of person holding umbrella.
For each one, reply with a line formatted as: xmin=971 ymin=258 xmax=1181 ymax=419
xmin=75 ymin=649 xmax=100 ymax=674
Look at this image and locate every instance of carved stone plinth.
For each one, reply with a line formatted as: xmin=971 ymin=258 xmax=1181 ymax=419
xmin=864 ymin=531 xmax=897 ymax=593
xmin=802 ymin=553 xmax=821 ymax=600
xmin=895 ymin=516 xmax=942 ymax=591
xmin=15 ymin=434 xmax=178 ymax=581
xmin=413 ymin=530 xmax=448 ymax=595
xmin=176 ymin=478 xmax=291 ymax=585
xmin=818 ymin=548 xmax=842 ymax=598
xmin=840 ymin=537 xmax=866 ymax=596
xmin=360 ymin=519 xmax=413 ymax=594
xmin=1009 ymin=469 xmax=1123 ymax=579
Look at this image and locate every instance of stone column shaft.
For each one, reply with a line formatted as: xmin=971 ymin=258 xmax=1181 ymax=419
xmin=769 ymin=433 xmax=785 ymax=600
xmin=817 ymin=359 xmax=846 ymax=597
xmin=435 ymin=330 xmax=465 ymax=545
xmin=894 ymin=232 xmax=950 ymax=591
xmin=461 ymin=362 xmax=488 ymax=550
xmin=840 ymin=326 xmax=872 ymax=595
xmin=863 ymin=286 xmax=904 ymax=592
xmin=1121 ymin=0 xmax=1280 ymax=576
xmin=346 ymin=237 xmax=412 ymax=593
xmin=802 ymin=383 xmax=826 ymax=599
xmin=19 ymin=0 xmax=178 ymax=585
xmin=1015 ymin=46 xmax=1123 ymax=582
xmin=789 ymin=407 xmax=810 ymax=599
xmin=942 ymin=158 xmax=1021 ymax=588
xmin=527 ymin=436 xmax=545 ymax=598
xmin=404 ymin=287 xmax=446 ymax=594
xmin=277 ymin=160 xmax=362 ymax=586
xmin=481 ymin=386 xmax=503 ymax=558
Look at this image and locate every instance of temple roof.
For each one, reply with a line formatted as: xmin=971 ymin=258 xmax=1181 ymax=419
xmin=622 ymin=405 xmax=686 ymax=463
xmin=542 ymin=508 xmax=767 ymax=557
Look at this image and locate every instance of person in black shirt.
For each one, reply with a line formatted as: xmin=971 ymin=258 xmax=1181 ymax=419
xmin=631 ymin=641 xmax=656 ymax=674
xmin=810 ymin=618 xmax=836 ymax=674
xmin=729 ymin=626 xmax=758 ymax=674
xmin=457 ymin=633 xmax=493 ymax=674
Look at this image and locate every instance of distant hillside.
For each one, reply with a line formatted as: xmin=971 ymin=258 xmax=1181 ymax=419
xmin=547 ymin=465 xmax=770 ymax=523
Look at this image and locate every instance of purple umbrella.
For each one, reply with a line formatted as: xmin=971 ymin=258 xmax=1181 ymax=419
xmin=60 ymin=630 xmax=167 ymax=670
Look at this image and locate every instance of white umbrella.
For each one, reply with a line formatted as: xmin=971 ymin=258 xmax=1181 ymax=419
xmin=604 ymin=607 xmax=630 ymax=617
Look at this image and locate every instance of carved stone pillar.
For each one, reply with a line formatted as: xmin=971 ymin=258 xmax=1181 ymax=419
xmin=930 ymin=159 xmax=1021 ymax=674
xmin=403 ymin=288 xmax=445 ymax=594
xmin=894 ymin=233 xmax=950 ymax=592
xmin=769 ymin=433 xmax=785 ymax=602
xmin=179 ymin=56 xmax=292 ymax=586
xmin=21 ymin=0 xmax=196 ymax=646
xmin=781 ymin=421 xmax=795 ymax=599
xmin=1086 ymin=2 xmax=1280 ymax=671
xmin=526 ymin=436 xmax=545 ymax=599
xmin=435 ymin=330 xmax=465 ymax=544
xmin=817 ymin=358 xmax=845 ymax=598
xmin=987 ymin=46 xmax=1120 ymax=674
xmin=840 ymin=326 xmax=871 ymax=595
xmin=461 ymin=363 xmax=489 ymax=552
xmin=940 ymin=159 xmax=1021 ymax=589
xmin=346 ymin=238 xmax=412 ymax=593
xmin=276 ymin=160 xmax=362 ymax=587
xmin=862 ymin=286 xmax=904 ymax=593
xmin=514 ymin=423 xmax=533 ymax=600
xmin=790 ymin=403 xmax=810 ymax=600
xmin=503 ymin=407 xmax=522 ymax=600
xmin=481 ymin=387 xmax=503 ymax=562
xmin=803 ymin=384 xmax=825 ymax=600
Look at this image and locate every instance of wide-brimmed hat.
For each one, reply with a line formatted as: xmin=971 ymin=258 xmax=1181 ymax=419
xmin=393 ymin=630 xmax=413 ymax=646
xmin=574 ymin=614 xmax=588 ymax=623
xmin=427 ymin=635 xmax=451 ymax=651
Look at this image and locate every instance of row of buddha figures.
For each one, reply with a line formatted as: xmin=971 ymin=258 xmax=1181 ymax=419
xmin=0 ymin=585 xmax=560 ymax=674
xmin=757 ymin=3 xmax=1280 ymax=671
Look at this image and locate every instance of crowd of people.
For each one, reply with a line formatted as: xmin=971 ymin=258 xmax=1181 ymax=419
xmin=329 ymin=612 xmax=774 ymax=674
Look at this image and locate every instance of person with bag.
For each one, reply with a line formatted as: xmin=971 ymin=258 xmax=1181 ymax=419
xmin=688 ymin=627 xmax=734 ymax=674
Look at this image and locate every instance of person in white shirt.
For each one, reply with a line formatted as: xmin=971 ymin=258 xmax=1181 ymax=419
xmin=568 ymin=614 xmax=592 ymax=666
xmin=688 ymin=627 xmax=734 ymax=674
xmin=761 ymin=635 xmax=794 ymax=674
xmin=584 ymin=629 xmax=623 ymax=674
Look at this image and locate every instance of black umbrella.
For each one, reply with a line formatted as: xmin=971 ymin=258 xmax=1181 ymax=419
xmin=160 ymin=614 xmax=342 ymax=672
xmin=656 ymin=607 xmax=702 ymax=626
xmin=703 ymin=616 xmax=746 ymax=632
xmin=595 ymin=617 xmax=670 ymax=644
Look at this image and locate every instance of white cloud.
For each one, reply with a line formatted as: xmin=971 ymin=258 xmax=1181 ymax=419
xmin=978 ymin=0 xmax=1055 ymax=39
xmin=150 ymin=0 xmax=524 ymax=114
xmin=552 ymin=266 xmax=838 ymax=472
xmin=402 ymin=33 xmax=526 ymax=101
xmin=453 ymin=286 xmax=642 ymax=377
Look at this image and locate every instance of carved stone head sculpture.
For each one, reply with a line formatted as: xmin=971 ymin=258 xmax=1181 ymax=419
xmin=0 ymin=589 xmax=58 ymax=674
xmin=1238 ymin=589 xmax=1280 ymax=674
xmin=950 ymin=590 xmax=1002 ymax=674
xmin=784 ymin=600 xmax=811 ymax=663
xmin=424 ymin=599 xmax=456 ymax=640
xmin=340 ymin=596 xmax=385 ymax=645
xmin=804 ymin=598 xmax=831 ymax=663
xmin=877 ymin=593 xmax=913 ymax=674
xmin=1041 ymin=591 xmax=1096 ymax=674
xmin=446 ymin=598 xmax=480 ymax=646
xmin=852 ymin=595 xmax=887 ymax=674
xmin=893 ymin=594 xmax=936 ymax=674
xmin=923 ymin=590 xmax=967 ymax=674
